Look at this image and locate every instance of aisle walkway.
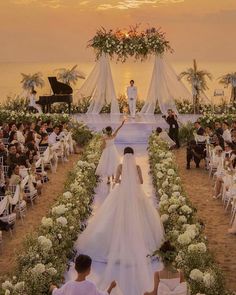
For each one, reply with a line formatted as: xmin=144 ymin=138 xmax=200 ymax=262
xmin=175 ymin=148 xmax=236 ymax=291
xmin=66 ymin=144 xmax=163 ymax=295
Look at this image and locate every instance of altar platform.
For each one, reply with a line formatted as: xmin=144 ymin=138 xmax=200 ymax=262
xmin=75 ymin=114 xmax=199 ymax=144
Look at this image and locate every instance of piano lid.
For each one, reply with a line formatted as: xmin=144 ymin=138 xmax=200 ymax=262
xmin=48 ymin=77 xmax=73 ymax=95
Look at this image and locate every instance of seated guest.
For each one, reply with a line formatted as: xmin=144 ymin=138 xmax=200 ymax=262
xmin=2 ymin=123 xmax=9 ymax=139
xmin=144 ymin=241 xmax=187 ymax=295
xmin=156 ymin=127 xmax=176 ymax=149
xmin=214 ymin=121 xmax=223 ymax=136
xmin=7 ymin=144 xmax=20 ymax=166
xmin=25 ymin=131 xmax=38 ymax=156
xmin=50 ymin=254 xmax=116 ymax=295
xmin=212 ymin=134 xmax=224 ymax=150
xmin=9 ymin=123 xmax=17 ymax=133
xmin=194 ymin=121 xmax=205 ymax=136
xmin=48 ymin=126 xmax=60 ymax=145
xmin=46 ymin=120 xmax=54 ymax=134
xmin=204 ymin=126 xmax=214 ymax=144
xmin=186 ymin=140 xmax=206 ymax=169
xmin=16 ymin=123 xmax=25 ymax=145
xmin=35 ymin=118 xmax=42 ymax=134
xmin=213 ymin=142 xmax=235 ymax=199
xmin=8 ymin=131 xmax=18 ymax=145
xmin=222 ymin=121 xmax=232 ymax=143
xmin=8 ymin=164 xmax=21 ymax=186
xmin=39 ymin=133 xmax=49 ymax=147
xmin=231 ymin=120 xmax=236 ymax=133
xmin=0 ymin=141 xmax=8 ymax=165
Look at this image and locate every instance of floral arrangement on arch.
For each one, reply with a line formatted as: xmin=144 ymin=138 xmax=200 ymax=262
xmin=88 ymin=25 xmax=172 ymax=62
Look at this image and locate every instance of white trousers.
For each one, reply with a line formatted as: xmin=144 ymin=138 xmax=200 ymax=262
xmin=128 ymin=98 xmax=136 ymax=117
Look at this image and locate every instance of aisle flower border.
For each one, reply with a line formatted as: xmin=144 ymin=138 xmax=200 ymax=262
xmin=148 ymin=134 xmax=233 ymax=295
xmin=0 ymin=133 xmax=102 ymax=295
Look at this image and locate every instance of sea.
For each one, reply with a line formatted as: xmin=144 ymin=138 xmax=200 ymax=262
xmin=0 ymin=60 xmax=235 ymax=104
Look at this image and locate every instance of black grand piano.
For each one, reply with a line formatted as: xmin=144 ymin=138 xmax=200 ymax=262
xmin=37 ymin=77 xmax=73 ymax=114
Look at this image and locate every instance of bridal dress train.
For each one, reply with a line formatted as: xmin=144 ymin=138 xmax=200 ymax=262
xmin=96 ymin=138 xmax=120 ymax=178
xmin=75 ymin=154 xmax=165 ymax=295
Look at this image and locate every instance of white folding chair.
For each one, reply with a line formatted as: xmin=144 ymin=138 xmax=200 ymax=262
xmin=8 ymin=185 xmax=27 ymax=222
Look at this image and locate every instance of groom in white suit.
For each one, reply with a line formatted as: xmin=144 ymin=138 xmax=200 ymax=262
xmin=127 ymin=80 xmax=137 ymax=118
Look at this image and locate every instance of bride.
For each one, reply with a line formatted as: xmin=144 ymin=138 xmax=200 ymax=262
xmin=75 ymin=147 xmax=164 ymax=295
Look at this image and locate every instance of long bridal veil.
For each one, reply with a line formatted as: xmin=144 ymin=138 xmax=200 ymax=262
xmin=75 ymin=154 xmax=164 ymax=295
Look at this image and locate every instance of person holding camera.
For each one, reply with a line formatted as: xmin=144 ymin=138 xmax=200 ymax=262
xmin=162 ymin=109 xmax=180 ymax=148
xmin=186 ymin=139 xmax=206 ymax=169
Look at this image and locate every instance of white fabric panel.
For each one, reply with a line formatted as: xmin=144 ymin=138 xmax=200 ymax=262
xmin=76 ymin=53 xmax=120 ymax=114
xmin=141 ymin=55 xmax=191 ymax=114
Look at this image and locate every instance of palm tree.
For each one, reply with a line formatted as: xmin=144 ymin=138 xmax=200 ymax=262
xmin=218 ymin=72 xmax=236 ymax=103
xmin=20 ymin=72 xmax=45 ymax=93
xmin=56 ymin=65 xmax=86 ymax=86
xmin=179 ymin=59 xmax=212 ymax=113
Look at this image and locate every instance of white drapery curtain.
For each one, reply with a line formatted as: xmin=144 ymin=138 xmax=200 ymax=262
xmin=76 ymin=53 xmax=120 ymax=114
xmin=141 ymin=55 xmax=191 ymax=115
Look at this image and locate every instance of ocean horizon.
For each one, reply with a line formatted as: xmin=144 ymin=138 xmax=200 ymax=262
xmin=0 ymin=59 xmax=235 ymax=104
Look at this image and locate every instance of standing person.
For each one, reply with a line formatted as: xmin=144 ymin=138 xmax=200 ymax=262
xmin=222 ymin=121 xmax=232 ymax=143
xmin=162 ymin=109 xmax=180 ymax=148
xmin=50 ymin=254 xmax=116 ymax=295
xmin=28 ymin=90 xmax=42 ymax=114
xmin=96 ymin=120 xmax=125 ymax=184
xmin=127 ymin=80 xmax=137 ymax=118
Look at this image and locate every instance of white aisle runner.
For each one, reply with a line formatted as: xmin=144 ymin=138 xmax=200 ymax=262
xmin=65 ymin=144 xmax=163 ymax=295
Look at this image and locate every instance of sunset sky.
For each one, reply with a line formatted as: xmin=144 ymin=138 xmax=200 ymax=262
xmin=0 ymin=0 xmax=235 ymax=63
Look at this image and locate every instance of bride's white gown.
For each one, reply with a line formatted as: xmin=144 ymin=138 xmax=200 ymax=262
xmin=75 ymin=154 xmax=164 ymax=295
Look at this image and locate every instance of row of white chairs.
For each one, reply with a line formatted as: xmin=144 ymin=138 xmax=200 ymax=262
xmin=0 ymin=132 xmax=75 ymax=252
xmin=207 ymin=146 xmax=236 ymax=227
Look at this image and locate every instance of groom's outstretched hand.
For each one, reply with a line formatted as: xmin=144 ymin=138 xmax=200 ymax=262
xmin=107 ymin=281 xmax=117 ymax=294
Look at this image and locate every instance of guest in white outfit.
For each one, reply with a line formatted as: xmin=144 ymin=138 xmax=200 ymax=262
xmin=50 ymin=254 xmax=116 ymax=295
xmin=96 ymin=120 xmax=125 ymax=184
xmin=127 ymin=80 xmax=137 ymax=118
xmin=222 ymin=121 xmax=232 ymax=143
xmin=144 ymin=241 xmax=187 ymax=295
xmin=48 ymin=126 xmax=60 ymax=145
xmin=28 ymin=90 xmax=42 ymax=114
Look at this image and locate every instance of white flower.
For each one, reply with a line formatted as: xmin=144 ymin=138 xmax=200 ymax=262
xmin=5 ymin=290 xmax=10 ymax=295
xmin=203 ymin=272 xmax=215 ymax=288
xmin=177 ymin=232 xmax=192 ymax=245
xmin=2 ymin=281 xmax=13 ymax=290
xmin=52 ymin=204 xmax=68 ymax=216
xmin=161 ymin=214 xmax=169 ymax=223
xmin=38 ymin=236 xmax=52 ymax=251
xmin=188 ymin=242 xmax=207 ymax=253
xmin=162 ymin=180 xmax=169 ymax=188
xmin=31 ymin=263 xmax=46 ymax=275
xmin=63 ymin=191 xmax=72 ymax=199
xmin=156 ymin=172 xmax=164 ymax=179
xmin=47 ymin=267 xmax=57 ymax=276
xmin=172 ymin=185 xmax=179 ymax=191
xmin=178 ymin=216 xmax=187 ymax=224
xmin=14 ymin=281 xmax=25 ymax=291
xmin=160 ymin=194 xmax=168 ymax=201
xmin=181 ymin=205 xmax=192 ymax=214
xmin=41 ymin=217 xmax=53 ymax=228
xmin=168 ymin=204 xmax=178 ymax=213
xmin=167 ymin=169 xmax=175 ymax=176
xmin=190 ymin=269 xmax=204 ymax=281
xmin=56 ymin=217 xmax=68 ymax=227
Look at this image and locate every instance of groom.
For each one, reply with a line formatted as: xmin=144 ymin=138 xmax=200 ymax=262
xmin=127 ymin=80 xmax=137 ymax=118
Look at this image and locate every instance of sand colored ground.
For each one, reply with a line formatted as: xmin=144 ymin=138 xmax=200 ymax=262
xmin=175 ymin=148 xmax=236 ymax=291
xmin=0 ymin=153 xmax=79 ymax=278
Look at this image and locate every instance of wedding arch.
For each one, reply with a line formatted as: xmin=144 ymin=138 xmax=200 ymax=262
xmin=76 ymin=26 xmax=190 ymax=114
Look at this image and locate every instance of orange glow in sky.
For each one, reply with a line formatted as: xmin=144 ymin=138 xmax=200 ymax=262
xmin=0 ymin=0 xmax=235 ymax=62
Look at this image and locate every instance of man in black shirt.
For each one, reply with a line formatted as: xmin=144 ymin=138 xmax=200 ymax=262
xmin=163 ymin=109 xmax=180 ymax=148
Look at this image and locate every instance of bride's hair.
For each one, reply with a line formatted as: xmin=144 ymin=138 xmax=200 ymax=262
xmin=124 ymin=147 xmax=134 ymax=154
xmin=103 ymin=126 xmax=113 ymax=136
